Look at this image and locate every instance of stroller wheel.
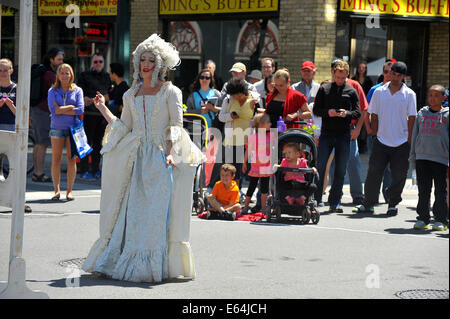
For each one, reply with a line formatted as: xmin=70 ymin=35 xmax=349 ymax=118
xmin=195 ymin=197 xmax=205 ymax=215
xmin=301 ymin=207 xmax=311 ymax=225
xmin=267 ymin=205 xmax=278 ymax=223
xmin=311 ymin=209 xmax=320 ymax=224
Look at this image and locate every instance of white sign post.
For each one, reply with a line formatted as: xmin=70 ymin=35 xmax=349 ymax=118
xmin=0 ymin=0 xmax=48 ymax=299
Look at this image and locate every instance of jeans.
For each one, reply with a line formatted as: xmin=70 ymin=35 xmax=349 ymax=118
xmin=416 ymin=160 xmax=448 ymax=225
xmin=363 ymin=138 xmax=410 ymax=208
xmin=330 ymin=136 xmax=363 ymax=200
xmin=315 ymin=132 xmax=351 ymax=206
xmin=49 ymin=128 xmax=71 ymax=138
xmin=367 ymin=133 xmax=391 ymax=195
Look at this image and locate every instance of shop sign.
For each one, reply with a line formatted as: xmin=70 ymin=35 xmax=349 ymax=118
xmin=1 ymin=6 xmax=15 ymax=16
xmin=340 ymin=0 xmax=449 ymax=18
xmin=160 ymin=0 xmax=279 ymax=15
xmin=38 ymin=0 xmax=117 ymax=16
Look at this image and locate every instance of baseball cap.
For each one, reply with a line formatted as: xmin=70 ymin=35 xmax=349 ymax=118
xmin=229 ymin=62 xmax=246 ymax=73
xmin=248 ymin=69 xmax=262 ymax=80
xmin=301 ymin=61 xmax=316 ymax=70
xmin=391 ymin=61 xmax=407 ymax=75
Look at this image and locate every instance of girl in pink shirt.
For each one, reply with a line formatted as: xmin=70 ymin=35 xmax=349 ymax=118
xmin=277 ymin=142 xmax=317 ymax=205
xmin=242 ymin=113 xmax=276 ymax=214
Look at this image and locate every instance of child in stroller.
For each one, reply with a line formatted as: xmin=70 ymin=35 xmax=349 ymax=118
xmin=276 ymin=142 xmax=317 ymax=205
xmin=270 ymin=141 xmax=319 ymax=224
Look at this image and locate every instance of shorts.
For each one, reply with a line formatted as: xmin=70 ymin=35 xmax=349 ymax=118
xmin=31 ymin=107 xmax=51 ymax=146
xmin=49 ymin=128 xmax=71 ymax=138
xmin=0 ymin=124 xmax=15 ymax=132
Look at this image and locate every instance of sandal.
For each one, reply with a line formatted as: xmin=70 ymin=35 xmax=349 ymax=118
xmin=32 ymin=173 xmax=52 ymax=183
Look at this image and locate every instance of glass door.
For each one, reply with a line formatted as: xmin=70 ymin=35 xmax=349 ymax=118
xmin=391 ymin=23 xmax=428 ymax=106
xmin=351 ymin=21 xmax=388 ymax=84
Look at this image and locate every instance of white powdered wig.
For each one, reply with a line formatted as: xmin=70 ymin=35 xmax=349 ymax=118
xmin=131 ymin=34 xmax=181 ymax=88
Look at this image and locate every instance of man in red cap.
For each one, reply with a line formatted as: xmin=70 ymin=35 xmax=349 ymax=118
xmin=292 ymin=60 xmax=320 ymax=106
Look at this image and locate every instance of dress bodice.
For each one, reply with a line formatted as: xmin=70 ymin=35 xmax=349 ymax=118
xmin=134 ymin=95 xmax=156 ymax=143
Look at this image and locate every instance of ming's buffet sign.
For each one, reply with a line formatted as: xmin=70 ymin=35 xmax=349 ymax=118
xmin=159 ymin=0 xmax=279 ymax=15
xmin=340 ymin=0 xmax=449 ymax=18
xmin=38 ymin=0 xmax=118 ymax=16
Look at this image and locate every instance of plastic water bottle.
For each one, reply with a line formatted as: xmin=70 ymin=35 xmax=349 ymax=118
xmin=277 ymin=116 xmax=286 ymax=133
xmin=411 ymin=169 xmax=417 ymax=185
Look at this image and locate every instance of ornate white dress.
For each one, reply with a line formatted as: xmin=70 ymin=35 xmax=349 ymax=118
xmin=82 ymin=82 xmax=205 ymax=282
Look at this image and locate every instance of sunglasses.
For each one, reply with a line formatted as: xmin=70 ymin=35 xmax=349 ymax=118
xmin=93 ymin=60 xmax=104 ymax=64
xmin=383 ymin=69 xmax=389 ymax=74
xmin=199 ymin=76 xmax=211 ymax=80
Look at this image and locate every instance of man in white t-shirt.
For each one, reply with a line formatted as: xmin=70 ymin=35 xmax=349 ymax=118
xmin=353 ymin=61 xmax=417 ymax=216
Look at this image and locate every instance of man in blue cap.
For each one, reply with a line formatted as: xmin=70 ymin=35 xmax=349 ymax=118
xmin=353 ymin=61 xmax=417 ymax=216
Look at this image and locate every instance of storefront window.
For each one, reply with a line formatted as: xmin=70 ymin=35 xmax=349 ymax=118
xmin=392 ymin=24 xmax=427 ymax=105
xmin=44 ymin=21 xmax=114 ymax=78
xmin=335 ymin=20 xmax=350 ymax=61
xmin=169 ymin=19 xmax=279 ymax=101
xmin=1 ymin=16 xmax=15 ymax=61
xmin=353 ymin=22 xmax=388 ymax=83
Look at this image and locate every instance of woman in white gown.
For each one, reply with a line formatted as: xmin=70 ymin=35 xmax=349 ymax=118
xmin=82 ymin=34 xmax=205 ymax=283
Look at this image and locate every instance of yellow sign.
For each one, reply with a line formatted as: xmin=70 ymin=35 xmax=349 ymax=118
xmin=1 ymin=6 xmax=15 ymax=16
xmin=38 ymin=0 xmax=117 ymax=16
xmin=160 ymin=0 xmax=279 ymax=15
xmin=340 ymin=0 xmax=449 ymax=18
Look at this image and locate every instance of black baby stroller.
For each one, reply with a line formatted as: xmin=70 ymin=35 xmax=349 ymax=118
xmin=183 ymin=113 xmax=208 ymax=215
xmin=266 ymin=122 xmax=320 ymax=224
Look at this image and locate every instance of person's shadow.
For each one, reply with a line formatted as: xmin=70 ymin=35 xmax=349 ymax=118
xmin=28 ymin=273 xmax=192 ymax=290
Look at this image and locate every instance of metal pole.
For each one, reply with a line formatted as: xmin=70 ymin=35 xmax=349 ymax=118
xmin=0 ymin=0 xmax=48 ymax=299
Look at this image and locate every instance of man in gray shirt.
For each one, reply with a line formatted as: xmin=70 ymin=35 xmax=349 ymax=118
xmin=292 ymin=61 xmax=320 ymax=107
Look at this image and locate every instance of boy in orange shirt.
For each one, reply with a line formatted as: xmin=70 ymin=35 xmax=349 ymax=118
xmin=205 ymin=164 xmax=241 ymax=220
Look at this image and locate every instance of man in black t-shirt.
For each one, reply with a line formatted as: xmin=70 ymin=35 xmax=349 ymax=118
xmin=313 ymin=60 xmax=361 ymax=212
xmin=77 ymin=54 xmax=112 ymax=179
xmin=108 ymin=63 xmax=129 ymax=118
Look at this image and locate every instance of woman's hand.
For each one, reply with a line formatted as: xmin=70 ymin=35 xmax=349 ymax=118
xmin=286 ymin=113 xmax=297 ymax=121
xmin=93 ymin=91 xmax=106 ymax=109
xmin=166 ymin=154 xmax=175 ymax=167
xmin=3 ymin=97 xmax=14 ymax=108
xmin=242 ymin=162 xmax=247 ymax=174
xmin=250 ymin=98 xmax=259 ymax=110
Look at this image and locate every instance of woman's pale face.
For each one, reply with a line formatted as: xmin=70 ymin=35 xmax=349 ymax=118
xmin=358 ymin=64 xmax=366 ymax=74
xmin=140 ymin=54 xmax=156 ymax=79
xmin=199 ymin=71 xmax=212 ymax=86
xmin=274 ymin=77 xmax=289 ymax=94
xmin=58 ymin=67 xmax=72 ymax=86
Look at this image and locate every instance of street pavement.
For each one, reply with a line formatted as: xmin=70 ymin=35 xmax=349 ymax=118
xmin=0 ymin=152 xmax=448 ymax=300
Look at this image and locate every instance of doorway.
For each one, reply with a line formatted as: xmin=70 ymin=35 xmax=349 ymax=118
xmin=173 ymin=58 xmax=200 ymax=104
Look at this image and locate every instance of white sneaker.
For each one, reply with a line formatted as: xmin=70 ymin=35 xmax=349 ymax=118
xmin=413 ymin=220 xmax=429 ymax=230
xmin=432 ymin=222 xmax=448 ymax=231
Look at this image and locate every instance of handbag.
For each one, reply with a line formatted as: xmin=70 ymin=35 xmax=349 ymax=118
xmin=69 ymin=116 xmax=93 ymax=159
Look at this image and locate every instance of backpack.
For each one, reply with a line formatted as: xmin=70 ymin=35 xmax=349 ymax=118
xmin=30 ymin=64 xmax=47 ymax=106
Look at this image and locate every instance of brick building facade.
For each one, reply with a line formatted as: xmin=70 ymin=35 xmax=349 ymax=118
xmin=127 ymin=0 xmax=448 ymax=103
xmin=427 ymin=22 xmax=449 ymax=89
xmin=2 ymin=1 xmax=448 ymax=104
